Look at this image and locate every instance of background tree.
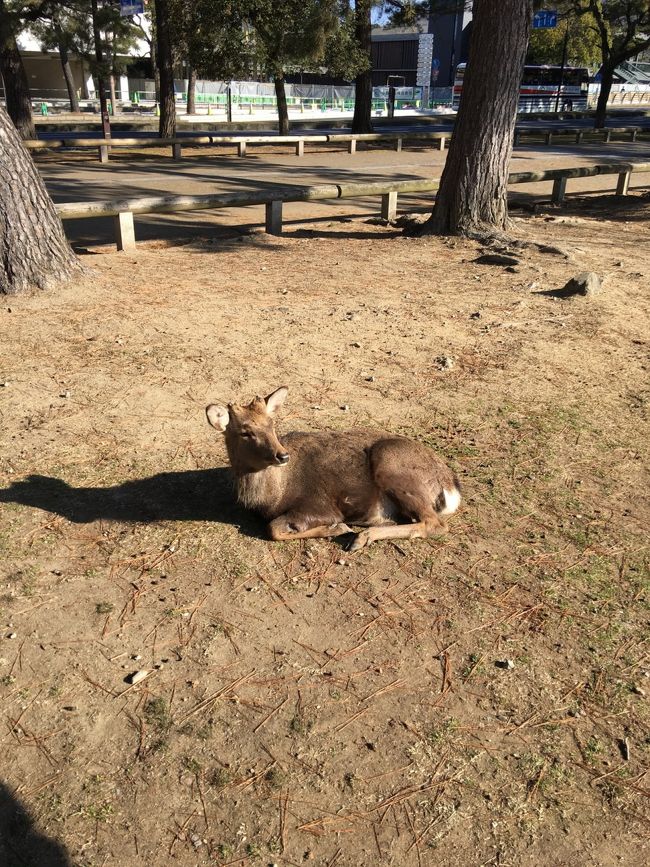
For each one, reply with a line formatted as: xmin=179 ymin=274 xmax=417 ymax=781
xmin=351 ymin=0 xmax=373 ymax=132
xmin=0 ymin=1 xmax=51 ymax=139
xmin=426 ymin=0 xmax=533 ymax=236
xmin=526 ymin=5 xmax=601 ymax=67
xmin=571 ymin=1 xmax=650 ymax=128
xmin=0 ymin=104 xmax=79 ymax=294
xmin=153 ymin=0 xmax=176 ymax=137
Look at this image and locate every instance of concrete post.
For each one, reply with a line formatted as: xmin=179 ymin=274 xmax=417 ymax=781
xmin=381 ymin=191 xmax=398 ymax=222
xmin=295 ymin=139 xmax=304 ymax=157
xmin=438 ymin=136 xmax=446 ymax=151
xmin=99 ymin=144 xmax=109 ymax=163
xmin=616 ymin=171 xmax=631 ymax=195
xmin=630 ymin=129 xmax=638 ymax=141
xmin=265 ymin=200 xmax=283 ymax=235
xmin=172 ymin=141 xmax=182 ymax=159
xmin=395 ymin=138 xmax=402 ymax=152
xmin=348 ymin=139 xmax=357 ymax=155
xmin=551 ymin=176 xmax=567 ymax=204
xmin=237 ymin=141 xmax=247 ymax=157
xmin=545 ymin=132 xmax=553 ymax=145
xmin=114 ymin=211 xmax=136 ymax=251
xmin=575 ymin=131 xmax=583 ymax=144
xmin=604 ymin=130 xmax=612 ymax=142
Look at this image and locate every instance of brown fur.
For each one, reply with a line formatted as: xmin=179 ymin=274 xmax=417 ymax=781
xmin=206 ymin=387 xmax=461 ymax=550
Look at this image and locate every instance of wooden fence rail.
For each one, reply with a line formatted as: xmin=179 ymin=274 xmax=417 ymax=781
xmin=26 ymin=124 xmax=647 ymax=163
xmin=55 ymin=160 xmax=650 ymax=251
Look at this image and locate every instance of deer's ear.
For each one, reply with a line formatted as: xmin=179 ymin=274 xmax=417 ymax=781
xmin=206 ymin=404 xmax=230 ymax=432
xmin=264 ymin=386 xmax=288 ymax=415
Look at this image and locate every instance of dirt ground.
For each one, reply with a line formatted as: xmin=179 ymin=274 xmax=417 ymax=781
xmin=0 ymin=192 xmax=649 ymax=867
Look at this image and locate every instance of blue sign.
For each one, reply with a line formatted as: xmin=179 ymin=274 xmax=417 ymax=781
xmin=120 ymin=0 xmax=145 ymax=15
xmin=533 ymin=10 xmax=558 ymax=28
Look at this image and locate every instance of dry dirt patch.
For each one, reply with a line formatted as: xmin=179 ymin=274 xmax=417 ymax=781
xmin=0 ymin=194 xmax=649 ymax=866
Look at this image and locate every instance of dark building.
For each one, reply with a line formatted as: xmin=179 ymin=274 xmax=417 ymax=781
xmin=371 ymin=6 xmax=473 ymax=91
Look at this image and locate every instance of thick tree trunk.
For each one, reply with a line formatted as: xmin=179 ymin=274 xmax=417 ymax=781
xmin=427 ymin=0 xmax=533 ymax=236
xmin=90 ymin=0 xmax=110 ymax=138
xmin=186 ymin=65 xmax=196 ymax=115
xmin=594 ymin=64 xmax=614 ymax=129
xmin=154 ymin=0 xmax=176 ymax=138
xmin=274 ymin=73 xmax=289 ymax=135
xmin=0 ymin=106 xmax=79 ymax=295
xmin=0 ymin=35 xmax=35 ymax=140
xmin=58 ymin=42 xmax=80 ymax=113
xmin=352 ymin=0 xmax=373 ymax=134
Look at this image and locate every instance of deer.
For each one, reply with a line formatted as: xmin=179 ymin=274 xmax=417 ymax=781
xmin=205 ymin=387 xmax=461 ymax=551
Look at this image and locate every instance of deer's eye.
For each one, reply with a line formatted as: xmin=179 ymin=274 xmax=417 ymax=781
xmin=241 ymin=431 xmax=254 ymax=440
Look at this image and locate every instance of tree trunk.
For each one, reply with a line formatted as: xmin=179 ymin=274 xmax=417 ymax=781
xmin=109 ymin=71 xmax=118 ymax=115
xmin=186 ymin=65 xmax=196 ymax=115
xmin=90 ymin=0 xmax=111 ymax=138
xmin=427 ymin=0 xmax=533 ymax=237
xmin=274 ymin=73 xmax=289 ymax=135
xmin=0 ymin=34 xmax=35 ymax=140
xmin=58 ymin=41 xmax=80 ymax=113
xmin=0 ymin=106 xmax=79 ymax=295
xmin=594 ymin=63 xmax=614 ymax=129
xmin=352 ymin=0 xmax=373 ymax=134
xmin=150 ymin=35 xmax=160 ymax=102
xmin=154 ymin=0 xmax=176 ymax=138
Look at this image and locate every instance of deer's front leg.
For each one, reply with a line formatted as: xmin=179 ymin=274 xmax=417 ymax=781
xmin=268 ymin=512 xmax=353 ymax=541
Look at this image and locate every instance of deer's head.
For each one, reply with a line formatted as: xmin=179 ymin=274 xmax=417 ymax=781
xmin=206 ymin=387 xmax=290 ymax=472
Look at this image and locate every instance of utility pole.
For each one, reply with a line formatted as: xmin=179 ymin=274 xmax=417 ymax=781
xmin=91 ymin=0 xmax=111 ymax=138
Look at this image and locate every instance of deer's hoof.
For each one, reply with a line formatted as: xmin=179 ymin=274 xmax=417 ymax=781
xmin=349 ymin=530 xmax=370 ymax=552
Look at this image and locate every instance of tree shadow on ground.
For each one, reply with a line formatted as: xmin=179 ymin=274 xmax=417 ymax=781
xmin=0 ymin=468 xmax=266 ymax=539
xmin=0 ymin=783 xmax=72 ymax=867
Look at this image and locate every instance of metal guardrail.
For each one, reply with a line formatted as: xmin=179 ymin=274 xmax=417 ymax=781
xmin=54 ymin=160 xmax=650 ymax=251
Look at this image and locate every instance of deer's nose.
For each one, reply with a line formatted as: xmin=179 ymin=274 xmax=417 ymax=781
xmin=276 ymin=452 xmax=290 ymax=465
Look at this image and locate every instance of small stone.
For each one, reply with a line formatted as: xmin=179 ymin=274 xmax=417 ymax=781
xmin=474 ymin=253 xmax=520 ymax=267
xmin=365 ymin=375 xmax=375 ymax=382
xmin=340 ymin=404 xmax=349 ymax=411
xmin=131 ymin=654 xmax=142 ymax=661
xmin=124 ymin=669 xmax=150 ymax=685
xmin=337 ymin=559 xmax=347 ymax=566
xmin=6 ymin=633 xmax=17 ymax=640
xmin=632 ymin=685 xmax=646 ymax=696
xmin=495 ymin=659 xmax=515 ymax=670
xmin=351 ymin=341 xmax=362 ymax=348
xmin=62 ymin=706 xmax=78 ymax=712
xmin=561 ymin=271 xmax=602 ymax=297
xmin=469 ymin=311 xmax=481 ymax=320
xmin=436 ymin=356 xmax=455 ymax=371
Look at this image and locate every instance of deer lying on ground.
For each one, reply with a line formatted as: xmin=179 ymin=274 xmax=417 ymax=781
xmin=206 ymin=387 xmax=461 ymax=551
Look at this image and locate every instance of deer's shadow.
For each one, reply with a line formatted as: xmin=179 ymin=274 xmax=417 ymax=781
xmin=0 ymin=783 xmax=72 ymax=866
xmin=0 ymin=467 xmax=266 ymax=537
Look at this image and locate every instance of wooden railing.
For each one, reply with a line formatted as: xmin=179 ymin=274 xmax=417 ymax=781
xmin=55 ymin=160 xmax=650 ymax=251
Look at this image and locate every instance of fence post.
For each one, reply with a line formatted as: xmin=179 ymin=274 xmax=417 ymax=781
xmin=616 ymin=170 xmax=631 ymax=195
xmin=551 ymin=176 xmax=567 ymax=204
xmin=630 ymin=129 xmax=638 ymax=141
xmin=575 ymin=131 xmax=583 ymax=144
xmin=98 ymin=144 xmax=109 ymax=163
xmin=295 ymin=139 xmax=304 ymax=157
xmin=172 ymin=141 xmax=182 ymax=160
xmin=348 ymin=139 xmax=357 ymax=155
xmin=394 ymin=137 xmax=402 ymax=152
xmin=114 ymin=211 xmax=136 ymax=251
xmin=545 ymin=132 xmax=553 ymax=145
xmin=381 ymin=191 xmax=398 ymax=222
xmin=265 ymin=200 xmax=283 ymax=235
xmin=237 ymin=141 xmax=247 ymax=157
xmin=604 ymin=129 xmax=612 ymax=142
xmin=438 ymin=135 xmax=446 ymax=151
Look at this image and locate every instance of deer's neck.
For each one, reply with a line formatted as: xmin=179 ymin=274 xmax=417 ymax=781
xmin=234 ymin=466 xmax=285 ymax=517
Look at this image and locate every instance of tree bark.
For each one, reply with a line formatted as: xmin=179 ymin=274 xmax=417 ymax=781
xmin=0 ymin=34 xmax=35 ymax=140
xmin=154 ymin=0 xmax=176 ymax=138
xmin=352 ymin=0 xmax=373 ymax=134
xmin=186 ymin=65 xmax=196 ymax=115
xmin=426 ymin=0 xmax=533 ymax=236
xmin=594 ymin=63 xmax=614 ymax=129
xmin=58 ymin=41 xmax=80 ymax=113
xmin=0 ymin=105 xmax=79 ymax=295
xmin=274 ymin=73 xmax=289 ymax=135
xmin=90 ymin=0 xmax=111 ymax=137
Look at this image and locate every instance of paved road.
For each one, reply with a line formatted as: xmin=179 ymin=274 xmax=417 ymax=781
xmin=34 ymin=132 xmax=650 ymax=248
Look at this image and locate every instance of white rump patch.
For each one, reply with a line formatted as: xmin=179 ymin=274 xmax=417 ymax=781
xmin=439 ymin=487 xmax=461 ymax=516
